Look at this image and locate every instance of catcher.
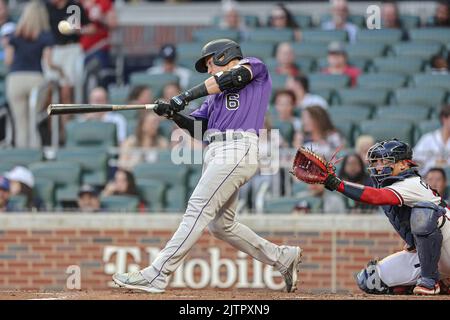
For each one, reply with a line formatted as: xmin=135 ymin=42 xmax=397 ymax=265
xmin=292 ymin=138 xmax=450 ymax=295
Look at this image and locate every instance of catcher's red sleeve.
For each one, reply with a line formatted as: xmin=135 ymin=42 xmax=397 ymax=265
xmin=337 ymin=181 xmax=402 ymax=206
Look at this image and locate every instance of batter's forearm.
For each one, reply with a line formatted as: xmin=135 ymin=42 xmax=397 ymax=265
xmin=337 ymin=181 xmax=401 ymax=206
xmin=172 ymin=113 xmax=207 ymax=140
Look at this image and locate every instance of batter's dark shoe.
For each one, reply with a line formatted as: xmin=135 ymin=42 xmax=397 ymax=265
xmin=281 ymin=247 xmax=302 ymax=293
xmin=413 ymin=283 xmax=440 ymax=295
xmin=112 ymin=271 xmax=165 ymax=293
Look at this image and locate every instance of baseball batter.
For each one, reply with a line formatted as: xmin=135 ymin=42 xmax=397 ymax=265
xmin=300 ymin=139 xmax=450 ymax=295
xmin=113 ymin=39 xmax=302 ymax=293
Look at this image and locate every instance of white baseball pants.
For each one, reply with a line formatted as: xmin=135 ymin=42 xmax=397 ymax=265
xmin=141 ymin=133 xmax=297 ymax=289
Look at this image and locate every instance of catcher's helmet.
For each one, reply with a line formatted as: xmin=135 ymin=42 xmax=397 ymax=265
xmin=194 ymin=39 xmax=243 ymax=73
xmin=366 ymin=138 xmax=417 ymax=186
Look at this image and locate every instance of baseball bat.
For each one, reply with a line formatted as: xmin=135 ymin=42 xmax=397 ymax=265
xmin=47 ymin=103 xmax=157 ymax=116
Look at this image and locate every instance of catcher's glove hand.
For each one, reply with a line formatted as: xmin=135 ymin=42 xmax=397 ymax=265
xmin=290 ymin=147 xmax=342 ymax=191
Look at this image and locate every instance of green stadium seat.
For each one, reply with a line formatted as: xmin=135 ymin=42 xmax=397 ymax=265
xmin=187 ymin=164 xmax=202 ymax=195
xmin=413 ymin=74 xmax=450 ymax=91
xmin=409 ymin=28 xmax=450 ymax=45
xmin=292 ymin=42 xmax=328 ymax=58
xmin=247 ymin=28 xmax=294 ymax=43
xmin=311 ymin=89 xmax=334 ymax=104
xmin=165 ymin=185 xmax=187 ymax=212
xmin=394 ymin=88 xmax=446 ymax=109
xmin=66 ymin=121 xmax=117 ymax=148
xmin=108 ymin=85 xmax=130 ymax=105
xmin=8 ymin=195 xmax=27 ymax=211
xmin=293 ymin=15 xmax=313 ymax=28
xmin=301 ymin=30 xmax=348 ymax=43
xmin=126 ymin=119 xmax=137 ymax=136
xmin=136 ymin=179 xmax=166 ymax=212
xmin=272 ymin=120 xmax=294 ymax=147
xmin=347 ymin=57 xmax=371 ymax=72
xmin=331 ymin=105 xmax=373 ymax=122
xmin=56 ymin=148 xmax=109 ymax=186
xmin=133 ymin=162 xmax=189 ymax=188
xmin=413 ymin=119 xmax=441 ymax=144
xmin=399 ymin=15 xmax=421 ymax=29
xmin=354 ymin=120 xmax=414 ymax=145
xmin=265 ymin=57 xmax=315 ymax=73
xmin=345 ymin=42 xmax=387 ymax=59
xmin=29 ymin=161 xmax=81 ymax=206
xmin=177 ymin=42 xmax=203 ymax=62
xmin=357 ymin=73 xmax=407 ymax=90
xmin=264 ymin=197 xmax=299 ymax=213
xmin=187 ymin=73 xmax=210 ymax=89
xmin=374 ymin=106 xmax=430 ymax=122
xmin=158 ymin=120 xmax=175 ymax=139
xmin=240 ymin=42 xmax=275 ymax=60
xmin=192 ymin=28 xmax=240 ymax=42
xmin=271 ymin=74 xmax=288 ymax=92
xmin=292 ymin=181 xmax=308 ymax=194
xmin=391 ymin=42 xmax=443 ymax=60
xmin=356 ymin=29 xmax=403 ymax=45
xmin=334 ymin=121 xmax=354 ymax=146
xmin=336 ymin=88 xmax=389 ymax=107
xmin=100 ymin=195 xmax=140 ymax=212
xmin=129 ymin=73 xmax=179 ymax=97
xmin=0 ymin=163 xmax=15 ymax=175
xmin=33 ymin=178 xmax=55 ymax=210
xmin=372 ymin=57 xmax=424 ymax=76
xmin=308 ymin=74 xmax=350 ymax=91
xmin=0 ymin=149 xmax=42 ymax=166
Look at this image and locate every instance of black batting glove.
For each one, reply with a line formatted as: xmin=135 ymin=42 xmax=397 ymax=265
xmin=154 ymin=99 xmax=174 ymax=119
xmin=169 ymin=93 xmax=189 ymax=113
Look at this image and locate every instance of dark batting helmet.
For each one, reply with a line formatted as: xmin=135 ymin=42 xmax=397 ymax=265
xmin=366 ymin=138 xmax=418 ymax=186
xmin=194 ymin=39 xmax=243 ymax=73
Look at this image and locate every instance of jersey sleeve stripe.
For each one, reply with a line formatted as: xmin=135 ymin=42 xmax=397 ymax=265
xmin=385 ymin=187 xmax=404 ymax=206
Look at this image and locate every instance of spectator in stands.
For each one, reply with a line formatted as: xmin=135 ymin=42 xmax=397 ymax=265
xmin=147 ymin=44 xmax=191 ymax=89
xmin=80 ymin=0 xmax=118 ymax=88
xmin=427 ymin=0 xmax=450 ymax=27
xmin=219 ymin=3 xmax=249 ymax=41
xmin=273 ymin=89 xmax=301 ymax=131
xmin=285 ymin=75 xmax=329 ymax=110
xmin=5 ymin=166 xmax=42 ymax=211
xmin=0 ymin=22 xmax=15 ymax=61
xmin=425 ymin=167 xmax=449 ymax=202
xmin=118 ymin=111 xmax=169 ymax=170
xmin=321 ymin=0 xmax=358 ymax=43
xmin=162 ymin=82 xmax=182 ymax=101
xmin=294 ymin=183 xmax=346 ymax=214
xmin=321 ymin=41 xmax=361 ymax=87
xmin=101 ymin=168 xmax=140 ymax=199
xmin=267 ymin=3 xmax=301 ymax=41
xmin=77 ymin=184 xmax=101 ymax=213
xmin=430 ymin=54 xmax=449 ymax=74
xmin=381 ymin=0 xmax=402 ymax=29
xmin=4 ymin=1 xmax=60 ymax=148
xmin=274 ymin=42 xmax=301 ymax=77
xmin=294 ymin=105 xmax=344 ymax=159
xmin=338 ymin=153 xmax=376 ymax=213
xmin=355 ymin=134 xmax=375 ymax=162
xmin=414 ymin=104 xmax=450 ymax=174
xmin=46 ymin=0 xmax=95 ymax=105
xmin=128 ymin=85 xmax=154 ymax=105
xmin=81 ymin=86 xmax=127 ymax=144
xmin=0 ymin=0 xmax=11 ymax=29
xmin=0 ymin=176 xmax=11 ymax=212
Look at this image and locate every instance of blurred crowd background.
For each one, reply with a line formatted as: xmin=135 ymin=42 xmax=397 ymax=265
xmin=0 ymin=0 xmax=449 ymax=214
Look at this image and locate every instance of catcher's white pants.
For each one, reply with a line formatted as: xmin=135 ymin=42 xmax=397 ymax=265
xmin=377 ymin=211 xmax=450 ymax=287
xmin=141 ymin=132 xmax=297 ymax=289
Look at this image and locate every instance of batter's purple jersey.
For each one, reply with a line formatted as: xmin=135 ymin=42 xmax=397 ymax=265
xmin=190 ymin=57 xmax=272 ymax=133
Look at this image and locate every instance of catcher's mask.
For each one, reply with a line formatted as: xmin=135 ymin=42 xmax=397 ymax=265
xmin=366 ymin=139 xmax=418 ymax=187
xmin=195 ymin=39 xmax=243 ymax=73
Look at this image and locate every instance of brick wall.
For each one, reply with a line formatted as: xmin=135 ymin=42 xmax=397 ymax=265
xmin=0 ymin=214 xmax=403 ymax=293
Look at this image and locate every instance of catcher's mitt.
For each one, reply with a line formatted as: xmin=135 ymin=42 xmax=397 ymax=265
xmin=291 ymin=147 xmax=342 ymax=190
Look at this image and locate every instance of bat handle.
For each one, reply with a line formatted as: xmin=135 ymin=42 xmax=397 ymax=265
xmin=145 ymin=104 xmax=157 ymax=110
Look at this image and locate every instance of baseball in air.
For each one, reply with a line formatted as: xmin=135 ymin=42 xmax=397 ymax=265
xmin=58 ymin=20 xmax=73 ymax=35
